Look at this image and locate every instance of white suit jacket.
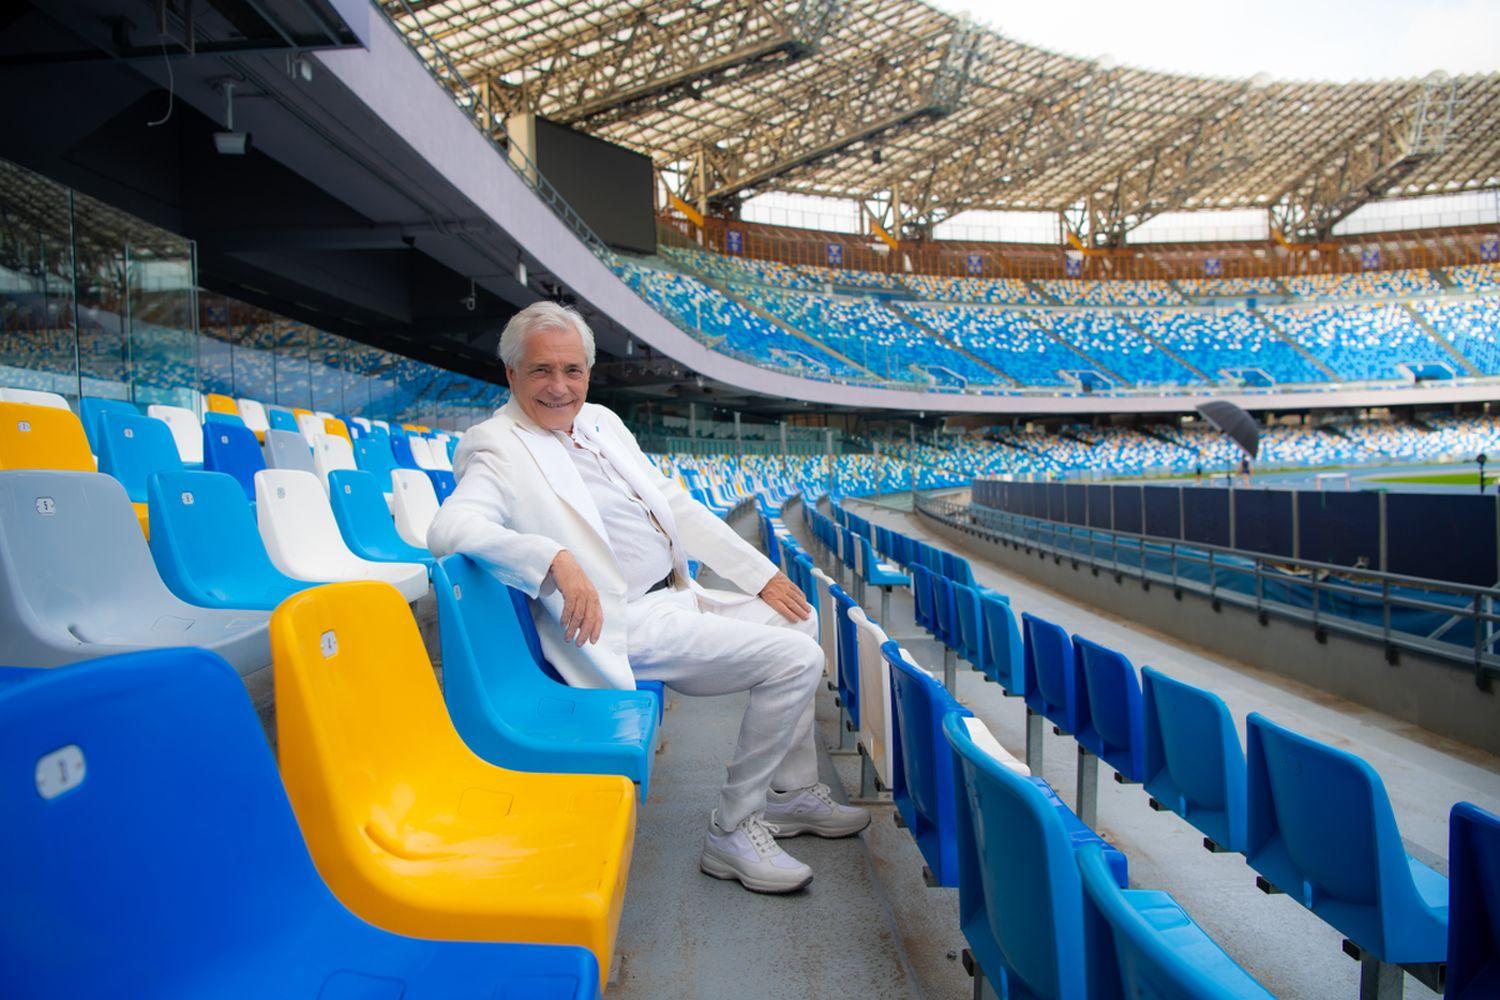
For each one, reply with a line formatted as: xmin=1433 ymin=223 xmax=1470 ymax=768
xmin=427 ymin=398 xmax=779 ymax=689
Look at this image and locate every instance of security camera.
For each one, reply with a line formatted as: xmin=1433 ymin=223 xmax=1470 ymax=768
xmin=213 ymin=131 xmax=251 ymax=156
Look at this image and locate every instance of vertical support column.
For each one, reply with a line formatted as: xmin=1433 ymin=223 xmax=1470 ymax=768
xmin=1025 ymin=709 xmax=1044 ymax=773
xmin=689 ymin=402 xmax=697 ymax=439
xmin=734 ymin=411 xmax=742 ymax=456
xmin=825 ymin=427 xmax=834 ymax=498
xmin=1358 ymin=956 xmax=1404 ymax=1000
xmin=943 ymin=647 xmax=957 ymax=694
xmin=880 ymin=586 xmax=891 ymax=627
xmin=1076 ymin=746 xmax=1099 ymax=829
xmin=779 ymin=421 xmax=788 ymax=476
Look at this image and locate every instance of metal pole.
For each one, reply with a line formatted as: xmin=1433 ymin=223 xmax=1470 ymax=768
xmin=1025 ymin=708 xmax=1044 ymax=773
xmin=734 ymin=411 xmax=742 ymax=456
xmin=1076 ymin=747 xmax=1099 ymax=829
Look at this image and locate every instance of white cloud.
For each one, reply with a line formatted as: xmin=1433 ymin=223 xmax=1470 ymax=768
xmin=935 ymin=0 xmax=1500 ymax=82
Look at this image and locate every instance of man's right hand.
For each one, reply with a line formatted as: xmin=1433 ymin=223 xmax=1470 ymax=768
xmin=549 ymin=550 xmax=603 ymax=646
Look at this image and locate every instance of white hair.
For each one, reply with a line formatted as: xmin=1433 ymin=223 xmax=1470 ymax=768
xmin=498 ymin=301 xmax=596 ymax=370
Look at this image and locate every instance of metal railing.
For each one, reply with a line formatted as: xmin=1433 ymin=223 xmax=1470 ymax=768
xmin=916 ymin=494 xmax=1500 ymax=686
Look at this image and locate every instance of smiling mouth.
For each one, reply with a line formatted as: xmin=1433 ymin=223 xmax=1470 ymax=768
xmin=537 ymin=398 xmax=574 ymax=409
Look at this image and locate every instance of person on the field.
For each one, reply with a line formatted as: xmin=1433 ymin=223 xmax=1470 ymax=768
xmin=427 ymin=301 xmax=868 ymax=895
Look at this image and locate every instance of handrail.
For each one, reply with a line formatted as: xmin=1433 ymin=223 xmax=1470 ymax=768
xmin=915 ymin=492 xmax=1500 ymax=685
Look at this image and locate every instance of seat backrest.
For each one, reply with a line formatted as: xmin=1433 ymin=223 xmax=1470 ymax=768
xmin=148 ymin=469 xmax=303 ymax=609
xmin=951 ymin=582 xmax=984 ymax=665
xmin=0 ymin=386 xmax=70 ymax=410
xmin=931 ymin=574 xmax=957 ymax=646
xmin=1245 ymin=712 xmax=1447 ymax=962
xmin=886 ymin=643 xmax=966 ymax=827
xmin=96 ymin=411 xmax=183 ymax=503
xmin=79 ymin=397 xmax=139 ymax=454
xmin=391 ymin=468 xmax=439 ymax=548
xmin=270 ymin=580 xmax=471 ymax=830
xmin=980 ymin=593 xmax=1025 ymax=695
xmin=408 ymin=435 xmax=440 ymax=470
xmin=1448 ymin=802 xmax=1500 ymax=1000
xmin=323 ymin=417 xmax=352 ymax=443
xmin=1022 ymin=611 xmax=1085 ymax=735
xmin=390 ymin=431 xmax=419 ymax=469
xmin=851 ymin=606 xmax=894 ymax=787
xmin=204 ymin=392 xmax=238 ymax=415
xmin=146 ymin=404 xmax=204 ymax=464
xmin=911 ymin=564 xmax=935 ymax=631
xmin=354 ymin=435 xmax=399 ymax=483
xmin=0 ymin=470 xmax=178 ymax=659
xmin=0 ymin=648 xmax=327 ymax=996
xmin=811 ymin=566 xmax=837 ymax=678
xmin=265 ymin=406 xmax=299 ymax=433
xmin=0 ymin=402 xmax=93 ymax=471
xmin=831 ymin=583 xmax=860 ymax=727
xmin=256 ymin=468 xmax=360 ymax=571
xmin=425 ymin=469 xmax=457 ymax=503
xmin=264 ymin=428 xmax=316 ymax=475
xmin=237 ymin=398 xmax=270 ymax=434
xmin=202 ymin=420 xmax=266 ymax=502
xmin=942 ymin=711 xmax=1091 ymax=1000
xmin=295 ymin=412 xmax=324 ymax=445
xmin=1073 ymin=636 xmax=1145 ymax=782
xmin=312 ymin=433 xmax=357 ymax=485
xmin=1139 ymin=666 xmax=1247 ymax=853
xmin=327 ymin=468 xmax=427 ymax=563
xmin=204 ymin=410 xmax=247 ymax=429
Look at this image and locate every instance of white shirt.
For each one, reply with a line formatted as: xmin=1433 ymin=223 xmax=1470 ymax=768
xmin=559 ymin=428 xmax=676 ymax=601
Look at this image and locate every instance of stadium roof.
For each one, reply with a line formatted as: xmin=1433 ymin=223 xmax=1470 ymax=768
xmin=385 ymin=0 xmax=1500 ymax=245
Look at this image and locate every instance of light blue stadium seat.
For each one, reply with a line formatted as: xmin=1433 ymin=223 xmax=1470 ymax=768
xmin=265 ymin=406 xmax=299 ymax=434
xmin=1244 ymin=712 xmax=1448 ymax=967
xmin=1077 ymin=843 xmax=1274 ymax=999
xmin=78 ymin=396 xmax=138 ymax=453
xmin=263 ymin=428 xmax=316 ymax=474
xmin=434 ymin=555 xmax=658 ymax=800
xmin=941 ymin=710 xmax=1128 ymax=1000
xmin=1074 ymin=637 xmax=1146 ymax=783
xmin=980 ymin=592 xmax=1025 ymax=695
xmin=1141 ymin=666 xmax=1248 ymax=853
xmin=1023 ymin=612 xmax=1085 ymax=735
xmin=327 ymin=469 xmax=434 ymax=567
xmin=0 ymin=470 xmax=271 ymax=696
xmin=353 ymin=435 xmax=399 ymax=487
xmin=1448 ymin=801 xmax=1500 ymax=999
xmin=0 ymin=647 xmax=600 ymax=999
xmin=147 ymin=469 xmax=316 ymax=610
xmin=96 ymin=410 xmax=183 ymax=505
xmin=202 ymin=420 xmax=266 ymax=503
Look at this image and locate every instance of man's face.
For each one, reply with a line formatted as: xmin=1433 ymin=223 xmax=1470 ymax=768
xmin=508 ymin=323 xmax=590 ymax=432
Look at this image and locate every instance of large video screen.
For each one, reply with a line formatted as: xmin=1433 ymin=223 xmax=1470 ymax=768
xmin=534 ymin=117 xmax=656 ymax=255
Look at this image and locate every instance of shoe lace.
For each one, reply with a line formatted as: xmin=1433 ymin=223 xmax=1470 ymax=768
xmin=743 ymin=814 xmax=782 ymax=856
xmin=805 ymin=782 xmax=840 ymax=809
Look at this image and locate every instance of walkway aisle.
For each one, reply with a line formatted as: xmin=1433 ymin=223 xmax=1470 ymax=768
xmin=611 ymin=579 xmax=938 ymax=997
xmin=847 ymin=498 xmax=1500 ymax=1000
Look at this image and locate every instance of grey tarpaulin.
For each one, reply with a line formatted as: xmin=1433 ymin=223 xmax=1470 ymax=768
xmin=1195 ymin=400 xmax=1259 ymax=458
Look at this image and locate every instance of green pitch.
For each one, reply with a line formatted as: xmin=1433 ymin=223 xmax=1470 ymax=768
xmin=1369 ymin=471 xmax=1487 ymax=485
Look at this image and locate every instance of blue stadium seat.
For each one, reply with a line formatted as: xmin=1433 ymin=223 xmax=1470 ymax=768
xmin=201 ymin=420 xmax=266 ymax=503
xmin=1073 ymin=637 xmax=1146 ymax=783
xmin=327 ymin=469 xmax=434 ymax=567
xmin=1023 ymin=612 xmax=1085 ymax=736
xmin=979 ymin=592 xmax=1025 ymax=695
xmin=832 ymin=583 xmax=861 ymax=731
xmin=203 ymin=409 xmax=248 ymax=429
xmin=1244 ymin=713 xmax=1448 ymax=967
xmin=147 ymin=469 xmax=316 ymax=610
xmin=951 ymin=581 xmax=986 ymax=671
xmin=886 ymin=642 xmax=966 ymax=886
xmin=0 ymin=648 xmax=600 ymax=999
xmin=941 ymin=710 xmax=1128 ymax=1000
xmin=434 ymin=555 xmax=658 ymax=799
xmin=353 ymin=436 xmax=399 ymax=487
xmin=0 ymin=470 xmax=272 ymax=693
xmin=1140 ymin=666 xmax=1248 ymax=853
xmin=78 ymin=396 xmax=138 ymax=453
xmin=390 ymin=431 xmax=420 ymax=469
xmin=1448 ymin=801 xmax=1500 ymax=999
xmin=911 ymin=564 xmax=937 ymax=633
xmin=1077 ymin=843 xmax=1274 ymax=999
xmin=425 ymin=468 xmax=457 ymax=503
xmin=96 ymin=410 xmax=184 ymax=506
xmin=265 ymin=406 xmax=299 ymax=434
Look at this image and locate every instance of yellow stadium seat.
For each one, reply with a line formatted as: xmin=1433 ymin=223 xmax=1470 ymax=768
xmin=271 ymin=581 xmax=635 ymax=990
xmin=323 ymin=417 xmax=352 ymax=444
xmin=291 ymin=407 xmax=314 ymax=423
xmin=402 ymin=423 xmax=430 ymax=433
xmin=0 ymin=402 xmax=94 ymax=471
xmin=204 ymin=393 xmax=238 ymax=415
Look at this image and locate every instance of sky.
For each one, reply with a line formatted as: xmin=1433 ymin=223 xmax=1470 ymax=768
xmin=933 ymin=0 xmax=1500 ymax=82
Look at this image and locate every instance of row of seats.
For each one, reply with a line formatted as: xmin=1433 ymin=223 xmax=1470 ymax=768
xmin=801 ymin=501 xmax=1499 ymax=999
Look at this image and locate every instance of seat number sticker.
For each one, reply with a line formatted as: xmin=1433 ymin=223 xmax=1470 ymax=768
xmin=320 ymin=630 xmax=338 ymax=658
xmin=35 ymin=497 xmax=55 ymax=515
xmin=36 ymin=744 xmax=85 ymax=799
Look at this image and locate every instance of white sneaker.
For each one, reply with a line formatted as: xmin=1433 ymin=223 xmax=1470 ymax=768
xmin=763 ymin=782 xmax=872 ymax=838
xmin=700 ymin=811 xmax=813 ymax=894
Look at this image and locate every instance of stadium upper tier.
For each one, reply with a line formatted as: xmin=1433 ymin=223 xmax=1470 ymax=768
xmin=619 ymin=252 xmax=1500 ymax=393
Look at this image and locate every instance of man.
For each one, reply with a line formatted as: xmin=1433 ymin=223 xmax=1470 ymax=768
xmin=427 ymin=301 xmax=869 ymax=895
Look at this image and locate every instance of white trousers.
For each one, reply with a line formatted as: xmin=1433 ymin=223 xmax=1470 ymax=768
xmin=627 ymin=587 xmax=823 ymax=829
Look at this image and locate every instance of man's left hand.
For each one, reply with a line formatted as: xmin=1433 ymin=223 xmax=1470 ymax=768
xmin=760 ymin=571 xmax=813 ymax=622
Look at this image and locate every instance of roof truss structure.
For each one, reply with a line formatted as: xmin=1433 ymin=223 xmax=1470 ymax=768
xmin=386 ymin=0 xmax=1500 ymax=243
